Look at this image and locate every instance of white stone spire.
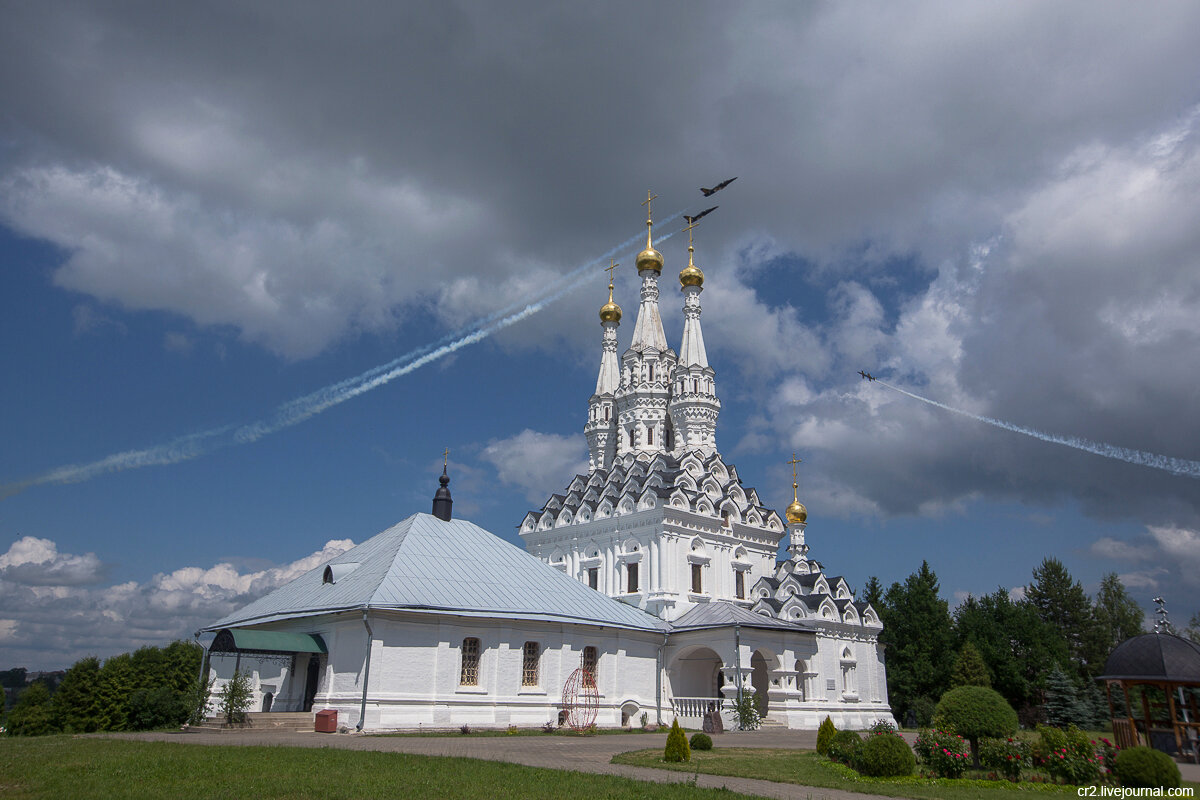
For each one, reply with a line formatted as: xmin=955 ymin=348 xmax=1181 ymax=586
xmin=586 ymin=264 xmax=621 ymax=472
xmin=614 ymin=192 xmax=678 ymax=458
xmin=668 ymin=222 xmax=720 ymax=455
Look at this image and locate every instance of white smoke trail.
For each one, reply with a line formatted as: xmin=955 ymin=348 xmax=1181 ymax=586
xmin=1 ymin=215 xmax=686 ymax=498
xmin=877 ymin=379 xmax=1200 ymax=480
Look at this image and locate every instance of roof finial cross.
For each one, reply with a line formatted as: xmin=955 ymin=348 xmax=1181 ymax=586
xmin=605 ymin=260 xmax=619 ymax=285
xmin=442 ymin=447 xmax=450 ymax=468
xmin=641 ymin=190 xmax=657 ymax=249
xmin=788 ymin=452 xmax=803 ymax=500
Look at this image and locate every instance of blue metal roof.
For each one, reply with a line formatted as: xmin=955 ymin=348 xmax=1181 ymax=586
xmin=206 ymin=513 xmax=664 ymax=632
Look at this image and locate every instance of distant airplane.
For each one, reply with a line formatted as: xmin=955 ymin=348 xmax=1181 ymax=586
xmin=700 ymin=177 xmax=737 ymax=196
xmin=858 ymin=370 xmax=876 ymax=381
xmin=683 ymin=206 xmax=718 ymax=226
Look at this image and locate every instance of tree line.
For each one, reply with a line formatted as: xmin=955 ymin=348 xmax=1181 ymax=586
xmin=866 ymin=557 xmax=1199 ymax=729
xmin=3 ymin=641 xmax=205 ymax=736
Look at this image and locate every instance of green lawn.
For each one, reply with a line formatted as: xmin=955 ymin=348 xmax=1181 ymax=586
xmin=0 ymin=736 xmax=755 ymax=800
xmin=612 ymin=747 xmax=1200 ymax=800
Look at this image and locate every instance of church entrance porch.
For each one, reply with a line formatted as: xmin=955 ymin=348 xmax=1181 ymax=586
xmin=667 ymin=645 xmax=727 ymax=728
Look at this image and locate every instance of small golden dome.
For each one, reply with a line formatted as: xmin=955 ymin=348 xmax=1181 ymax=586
xmin=680 ymin=246 xmax=704 ymax=287
xmin=636 ymin=246 xmax=663 ymax=273
xmin=600 ymin=299 xmax=622 ymax=323
xmin=786 ymin=499 xmax=807 ymax=525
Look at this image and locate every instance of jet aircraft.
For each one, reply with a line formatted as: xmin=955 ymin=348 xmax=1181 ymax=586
xmin=683 ymin=206 xmax=718 ymax=225
xmin=858 ymin=370 xmax=876 ymax=381
xmin=700 ymin=177 xmax=737 ymax=196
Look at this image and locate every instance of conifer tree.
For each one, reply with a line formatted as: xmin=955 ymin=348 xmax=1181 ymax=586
xmin=877 ymin=561 xmax=954 ymax=723
xmin=1026 ymin=558 xmax=1094 ymax=676
xmin=52 ymin=656 xmax=103 ymax=733
xmin=6 ymin=682 xmax=57 ymax=736
xmin=1088 ymin=573 xmax=1144 ymax=671
xmin=663 ymin=718 xmax=691 ymax=762
xmin=1043 ymin=665 xmax=1090 ymax=728
xmin=949 ymin=641 xmax=991 ymax=688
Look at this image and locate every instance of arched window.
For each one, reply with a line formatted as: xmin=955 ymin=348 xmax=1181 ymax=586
xmin=735 ymin=569 xmax=745 ymax=599
xmin=626 ymin=562 xmax=639 ymax=593
xmin=460 ymin=638 xmax=481 ymax=686
xmin=522 ymin=641 xmax=540 ymax=687
xmin=646 ymin=426 xmax=653 ymax=445
xmin=691 ymin=563 xmax=703 ymax=594
xmin=582 ymin=646 xmax=599 ymax=687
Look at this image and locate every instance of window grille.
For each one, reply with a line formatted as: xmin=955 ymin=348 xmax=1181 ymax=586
xmin=588 ymin=567 xmax=598 ymax=589
xmin=582 ymin=646 xmax=598 ymax=687
xmin=627 ymin=562 xmax=638 ymax=593
xmin=691 ymin=563 xmax=703 ymax=593
xmin=460 ymin=637 xmax=480 ymax=686
xmin=521 ymin=641 xmax=539 ymax=687
xmin=735 ymin=570 xmax=745 ymax=599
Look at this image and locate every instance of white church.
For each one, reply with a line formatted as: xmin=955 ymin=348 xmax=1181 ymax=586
xmin=202 ymin=200 xmax=893 ymax=731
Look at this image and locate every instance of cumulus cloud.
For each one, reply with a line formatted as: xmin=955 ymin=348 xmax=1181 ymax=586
xmin=0 ymin=536 xmax=106 ymax=586
xmin=0 ymin=537 xmax=353 ymax=669
xmin=480 ymin=429 xmax=588 ymax=503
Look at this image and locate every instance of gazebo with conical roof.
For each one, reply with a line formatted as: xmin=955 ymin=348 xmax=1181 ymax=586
xmin=1098 ymin=632 xmax=1200 ymax=762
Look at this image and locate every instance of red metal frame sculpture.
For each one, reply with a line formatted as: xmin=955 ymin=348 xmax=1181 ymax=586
xmin=561 ymin=667 xmax=598 ymax=731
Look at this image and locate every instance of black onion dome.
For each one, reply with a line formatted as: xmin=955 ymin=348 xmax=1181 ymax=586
xmin=1099 ymin=633 xmax=1200 ymax=682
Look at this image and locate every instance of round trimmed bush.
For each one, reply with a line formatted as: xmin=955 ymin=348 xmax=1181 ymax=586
xmin=852 ymin=732 xmax=916 ymax=777
xmin=1114 ymin=746 xmax=1181 ymax=789
xmin=827 ymin=730 xmax=862 ymax=764
xmin=816 ymin=715 xmax=837 ymax=755
xmin=689 ymin=732 xmax=713 ymax=751
xmin=932 ymin=686 xmax=1017 ymax=765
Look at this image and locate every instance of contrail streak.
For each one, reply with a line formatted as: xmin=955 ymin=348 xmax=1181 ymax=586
xmin=876 ymin=379 xmax=1200 ymax=480
xmin=1 ymin=214 xmax=686 ymax=499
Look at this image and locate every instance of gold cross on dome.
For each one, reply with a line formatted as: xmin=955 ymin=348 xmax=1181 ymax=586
xmin=787 ymin=452 xmax=803 ymax=481
xmin=605 ymin=260 xmax=619 ymax=284
xmin=641 ymin=190 xmax=658 ymax=216
xmin=442 ymin=447 xmax=449 ymax=467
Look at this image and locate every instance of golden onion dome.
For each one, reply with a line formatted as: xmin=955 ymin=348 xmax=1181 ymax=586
xmin=600 ymin=297 xmax=622 ymax=323
xmin=786 ymin=498 xmax=808 ymax=525
xmin=636 ymin=246 xmax=664 ymax=273
xmin=680 ymin=248 xmax=704 ymax=287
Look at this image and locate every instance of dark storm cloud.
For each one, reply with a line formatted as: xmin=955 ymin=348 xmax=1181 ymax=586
xmin=3 ymin=1 xmax=1200 ymax=534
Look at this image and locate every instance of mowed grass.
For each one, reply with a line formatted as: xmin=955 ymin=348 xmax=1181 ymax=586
xmin=611 ymin=747 xmax=1196 ymax=800
xmin=0 ymin=736 xmax=757 ymax=800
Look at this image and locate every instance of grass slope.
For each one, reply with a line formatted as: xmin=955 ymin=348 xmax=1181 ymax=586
xmin=0 ymin=736 xmax=755 ymax=800
xmin=612 ymin=748 xmax=1200 ymax=800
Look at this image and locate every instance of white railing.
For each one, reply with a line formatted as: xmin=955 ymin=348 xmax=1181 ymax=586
xmin=671 ymin=696 xmax=727 ymax=721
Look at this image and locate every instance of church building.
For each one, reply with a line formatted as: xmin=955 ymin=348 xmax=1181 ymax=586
xmin=201 ymin=198 xmax=892 ymax=731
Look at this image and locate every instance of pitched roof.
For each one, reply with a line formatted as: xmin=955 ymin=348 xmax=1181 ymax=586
xmin=206 ymin=513 xmax=664 ymax=632
xmin=671 ymin=600 xmax=803 ymax=631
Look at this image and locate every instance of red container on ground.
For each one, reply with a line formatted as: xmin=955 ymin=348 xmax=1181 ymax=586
xmin=314 ymin=709 xmax=337 ymax=733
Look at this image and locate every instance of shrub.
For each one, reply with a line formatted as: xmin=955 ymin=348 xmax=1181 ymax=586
xmin=852 ymin=730 xmax=916 ymax=777
xmin=217 ymin=670 xmax=252 ymax=727
xmin=979 ymin=737 xmax=1031 ymax=781
xmin=1113 ymin=747 xmax=1181 ymax=789
xmin=129 ymin=686 xmax=189 ymax=730
xmin=1034 ymin=725 xmax=1108 ymax=785
xmin=816 ymin=715 xmax=837 ymax=755
xmin=913 ymin=728 xmax=971 ymax=778
xmin=689 ymin=732 xmax=713 ymax=751
xmin=827 ymin=730 xmax=862 ymax=764
xmin=932 ymin=685 xmax=1018 ymax=765
xmin=664 ymin=718 xmax=691 ymax=762
xmin=868 ymin=718 xmax=897 ymax=735
xmin=733 ymin=694 xmax=761 ymax=730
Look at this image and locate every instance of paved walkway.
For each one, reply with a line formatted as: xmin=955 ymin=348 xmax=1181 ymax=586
xmin=108 ymin=727 xmax=889 ymax=800
xmin=107 ymin=727 xmax=1200 ymax=798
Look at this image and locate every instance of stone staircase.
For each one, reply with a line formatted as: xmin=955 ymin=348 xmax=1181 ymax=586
xmin=198 ymin=711 xmax=315 ymax=731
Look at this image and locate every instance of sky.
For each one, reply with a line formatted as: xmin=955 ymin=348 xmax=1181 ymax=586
xmin=2 ymin=1 xmax=1199 ymax=670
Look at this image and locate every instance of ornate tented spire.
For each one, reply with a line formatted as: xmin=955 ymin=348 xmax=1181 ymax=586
xmin=616 ymin=191 xmax=677 ymax=459
xmin=785 ymin=452 xmax=809 ymax=560
xmin=432 ymin=451 xmax=453 ymax=521
xmin=586 ymin=264 xmax=621 ymax=472
xmin=667 ymin=216 xmax=719 ymax=455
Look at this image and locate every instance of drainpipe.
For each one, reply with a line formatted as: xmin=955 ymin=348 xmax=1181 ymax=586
xmin=656 ymin=631 xmax=668 ymax=726
xmin=734 ymin=622 xmax=742 ymax=729
xmin=356 ymin=609 xmax=374 ymax=732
